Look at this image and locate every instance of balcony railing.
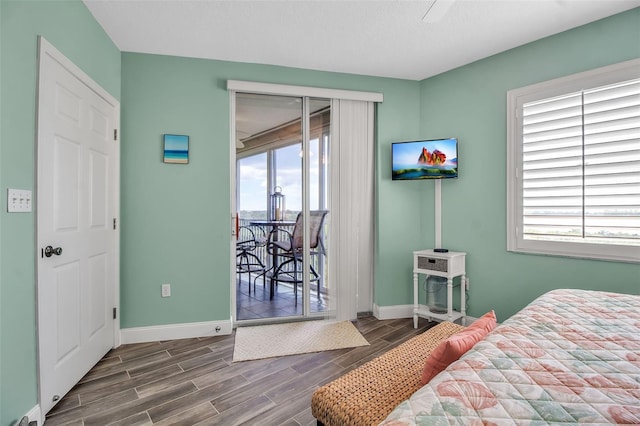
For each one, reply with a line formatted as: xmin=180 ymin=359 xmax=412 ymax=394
xmin=237 ymin=218 xmax=328 ymax=295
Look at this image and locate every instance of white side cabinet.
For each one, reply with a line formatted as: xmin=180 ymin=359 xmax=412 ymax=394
xmin=413 ymin=249 xmax=466 ymax=328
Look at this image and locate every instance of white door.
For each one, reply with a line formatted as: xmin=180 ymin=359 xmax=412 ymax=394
xmin=36 ymin=38 xmax=119 ymax=415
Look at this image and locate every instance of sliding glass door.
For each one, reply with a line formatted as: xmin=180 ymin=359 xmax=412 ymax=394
xmin=234 ymin=93 xmax=333 ymax=322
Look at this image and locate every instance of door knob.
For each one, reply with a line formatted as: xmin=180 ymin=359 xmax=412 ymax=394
xmin=44 ymin=245 xmax=62 ymax=257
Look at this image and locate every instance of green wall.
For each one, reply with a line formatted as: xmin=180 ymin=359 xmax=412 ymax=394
xmin=121 ymin=7 xmax=640 ymax=330
xmin=0 ymin=1 xmax=121 ymax=424
xmin=1 ymin=2 xmax=639 ymax=424
xmin=418 ymin=9 xmax=640 ymax=321
xmin=120 ymin=53 xmax=422 ymax=327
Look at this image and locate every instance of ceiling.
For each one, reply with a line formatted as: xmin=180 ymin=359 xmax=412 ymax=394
xmin=83 ymin=0 xmax=639 ymax=81
xmin=236 ymin=93 xmax=330 ymax=143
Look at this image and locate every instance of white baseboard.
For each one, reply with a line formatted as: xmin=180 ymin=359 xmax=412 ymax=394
xmin=373 ymin=305 xmax=479 ymax=327
xmin=373 ymin=304 xmax=413 ymax=320
xmin=120 ymin=319 xmax=233 ymax=345
xmin=460 ymin=315 xmax=478 ymax=325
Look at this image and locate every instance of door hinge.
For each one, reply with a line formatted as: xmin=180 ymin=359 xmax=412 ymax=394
xmin=113 ymin=129 xmax=118 ymax=140
xmin=113 ymin=218 xmax=117 ymax=230
xmin=113 ymin=307 xmax=117 ymax=319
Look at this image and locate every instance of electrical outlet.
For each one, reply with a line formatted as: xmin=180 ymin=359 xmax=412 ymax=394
xmin=465 ymin=278 xmax=470 ymax=290
xmin=161 ymin=283 xmax=171 ymax=298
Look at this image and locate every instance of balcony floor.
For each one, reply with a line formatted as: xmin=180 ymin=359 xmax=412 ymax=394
xmin=236 ymin=274 xmax=329 ymax=321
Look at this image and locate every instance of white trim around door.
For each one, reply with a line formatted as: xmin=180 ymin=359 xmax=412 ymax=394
xmin=36 ymin=36 xmax=121 ymax=417
xmin=227 ymin=80 xmax=383 ymax=103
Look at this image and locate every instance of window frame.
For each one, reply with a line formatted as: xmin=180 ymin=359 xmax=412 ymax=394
xmin=507 ymin=58 xmax=640 ymax=263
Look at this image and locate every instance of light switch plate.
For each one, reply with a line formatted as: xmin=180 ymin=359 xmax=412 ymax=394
xmin=161 ymin=283 xmax=171 ymax=298
xmin=7 ymin=189 xmax=32 ymax=213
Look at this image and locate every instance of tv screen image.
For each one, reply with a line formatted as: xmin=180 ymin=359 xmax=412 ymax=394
xmin=392 ymin=138 xmax=458 ymax=180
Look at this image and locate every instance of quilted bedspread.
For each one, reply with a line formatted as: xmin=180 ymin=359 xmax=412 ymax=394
xmin=380 ymin=289 xmax=640 ymax=425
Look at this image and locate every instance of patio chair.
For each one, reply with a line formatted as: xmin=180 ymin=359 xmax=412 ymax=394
xmin=266 ymin=210 xmax=328 ymax=303
xmin=236 ymin=225 xmax=267 ymax=294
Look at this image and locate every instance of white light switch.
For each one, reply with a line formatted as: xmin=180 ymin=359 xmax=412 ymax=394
xmin=7 ymin=189 xmax=32 ymax=213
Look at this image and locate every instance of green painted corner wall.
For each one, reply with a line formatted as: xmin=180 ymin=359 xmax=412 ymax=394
xmin=0 ymin=1 xmax=120 ymax=424
xmin=119 ymin=52 xmax=422 ymax=327
xmin=1 ymin=2 xmax=639 ymax=424
xmin=418 ymin=8 xmax=640 ymax=321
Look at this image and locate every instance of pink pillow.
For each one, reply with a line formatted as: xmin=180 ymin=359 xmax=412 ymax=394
xmin=467 ymin=310 xmax=497 ymax=333
xmin=420 ymin=312 xmax=497 ymax=385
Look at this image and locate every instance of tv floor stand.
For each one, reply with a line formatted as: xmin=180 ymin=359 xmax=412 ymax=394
xmin=413 ymin=249 xmax=466 ymax=328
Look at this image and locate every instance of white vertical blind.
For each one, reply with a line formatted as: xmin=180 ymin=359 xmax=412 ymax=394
xmin=521 ymin=78 xmax=640 ymax=246
xmin=329 ymin=99 xmax=375 ymax=321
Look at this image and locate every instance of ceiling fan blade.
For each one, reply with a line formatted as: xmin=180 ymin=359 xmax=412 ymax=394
xmin=422 ymin=0 xmax=456 ymax=23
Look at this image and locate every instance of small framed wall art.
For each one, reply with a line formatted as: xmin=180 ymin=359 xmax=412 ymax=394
xmin=163 ymin=134 xmax=189 ymax=164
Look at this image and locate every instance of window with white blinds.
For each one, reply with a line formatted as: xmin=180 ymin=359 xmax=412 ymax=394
xmin=507 ymin=59 xmax=640 ymax=263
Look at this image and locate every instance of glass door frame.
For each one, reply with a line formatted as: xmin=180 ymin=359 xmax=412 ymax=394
xmin=231 ymin=91 xmax=331 ymax=325
xmin=228 ymin=80 xmax=382 ymax=326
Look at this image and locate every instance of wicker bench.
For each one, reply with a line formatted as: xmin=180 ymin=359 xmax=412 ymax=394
xmin=311 ymin=321 xmax=465 ymax=426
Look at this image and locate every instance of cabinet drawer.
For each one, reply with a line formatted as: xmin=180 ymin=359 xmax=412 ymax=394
xmin=417 ymin=256 xmax=448 ymax=273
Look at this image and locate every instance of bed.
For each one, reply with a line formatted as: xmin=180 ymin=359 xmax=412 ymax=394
xmin=380 ymin=289 xmax=640 ymax=425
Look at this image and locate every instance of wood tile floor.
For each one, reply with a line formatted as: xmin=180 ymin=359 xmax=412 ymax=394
xmin=44 ymin=316 xmax=437 ymax=426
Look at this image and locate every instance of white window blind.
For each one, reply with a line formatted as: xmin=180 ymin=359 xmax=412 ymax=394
xmin=507 ymin=58 xmax=640 ymax=263
xmin=521 ymin=78 xmax=640 ymax=246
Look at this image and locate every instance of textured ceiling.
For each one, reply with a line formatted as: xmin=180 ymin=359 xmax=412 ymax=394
xmin=83 ymin=0 xmax=640 ymax=81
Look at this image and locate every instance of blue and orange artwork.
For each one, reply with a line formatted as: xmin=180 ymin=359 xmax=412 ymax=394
xmin=163 ymin=134 xmax=189 ymax=164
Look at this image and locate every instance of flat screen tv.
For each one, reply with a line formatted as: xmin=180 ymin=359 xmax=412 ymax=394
xmin=392 ymin=138 xmax=458 ymax=180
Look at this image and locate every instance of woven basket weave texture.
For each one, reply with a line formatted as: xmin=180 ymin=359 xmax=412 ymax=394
xmin=311 ymin=321 xmax=465 ymax=426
